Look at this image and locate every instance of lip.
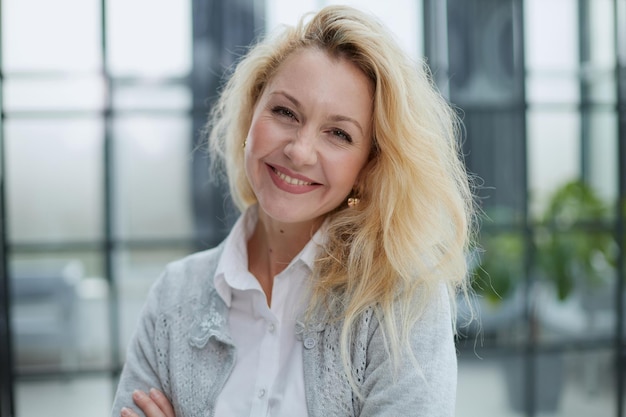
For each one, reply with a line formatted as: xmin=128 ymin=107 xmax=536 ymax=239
xmin=266 ymin=163 xmax=322 ymax=194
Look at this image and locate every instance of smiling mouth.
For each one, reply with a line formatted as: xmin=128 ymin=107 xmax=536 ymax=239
xmin=270 ymin=166 xmax=319 ymax=186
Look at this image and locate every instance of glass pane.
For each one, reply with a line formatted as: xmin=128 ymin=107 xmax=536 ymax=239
xmin=446 ymin=0 xmax=522 ymax=106
xmin=459 ymin=351 xmax=616 ymax=416
xmin=527 ymin=109 xmax=581 ymax=218
xmin=464 ymin=110 xmax=526 ymax=224
xmin=589 ymin=0 xmax=616 ymax=69
xmin=457 ymin=353 xmax=519 ymax=416
xmin=509 ymin=353 xmax=563 ymax=414
xmin=588 ymin=75 xmax=617 ymax=104
xmin=588 ymin=110 xmax=618 ymax=210
xmin=534 ymin=229 xmax=616 ymax=344
xmin=106 ymin=0 xmax=192 ymax=77
xmin=460 ymin=232 xmax=526 ymax=347
xmin=116 ymin=247 xmax=193 ymax=363
xmin=325 ymin=0 xmax=422 ymax=59
xmin=557 ymin=350 xmax=616 ymax=416
xmin=525 ymin=0 xmax=579 ymax=104
xmin=2 ymin=0 xmax=101 ymax=72
xmin=112 ymin=83 xmax=192 ymax=111
xmin=586 ymin=0 xmax=617 ymax=104
xmin=618 ymin=247 xmax=626 ymax=354
xmin=10 ymin=251 xmax=110 ymax=373
xmin=4 ymin=76 xmax=105 ymax=112
xmin=526 ymin=74 xmax=580 ymax=104
xmin=266 ymin=0 xmax=422 ymax=60
xmin=5 ymin=118 xmax=104 ymax=244
xmin=113 ymin=115 xmax=193 ymax=240
xmin=15 ymin=376 xmax=113 ymax=417
xmin=265 ymin=0 xmax=318 ymax=32
xmin=525 ymin=0 xmax=578 ymax=72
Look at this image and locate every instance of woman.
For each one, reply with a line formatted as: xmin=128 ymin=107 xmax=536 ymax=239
xmin=112 ymin=5 xmax=474 ymax=417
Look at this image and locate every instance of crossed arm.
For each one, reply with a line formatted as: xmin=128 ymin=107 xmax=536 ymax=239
xmin=120 ymin=388 xmax=175 ymax=417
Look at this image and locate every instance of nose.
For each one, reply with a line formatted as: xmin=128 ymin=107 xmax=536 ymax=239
xmin=283 ymin=127 xmax=318 ymax=167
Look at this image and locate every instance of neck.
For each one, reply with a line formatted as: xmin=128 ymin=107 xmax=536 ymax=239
xmin=247 ymin=210 xmax=322 ymax=305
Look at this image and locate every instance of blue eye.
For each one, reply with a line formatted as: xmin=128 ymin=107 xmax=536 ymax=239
xmin=272 ymin=106 xmax=297 ymax=121
xmin=332 ymin=129 xmax=352 ymax=143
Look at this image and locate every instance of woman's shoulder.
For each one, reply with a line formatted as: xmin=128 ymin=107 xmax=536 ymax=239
xmin=149 ymin=243 xmax=226 ymax=311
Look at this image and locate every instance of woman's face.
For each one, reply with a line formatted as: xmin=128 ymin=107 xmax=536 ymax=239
xmin=244 ymin=48 xmax=373 ymax=228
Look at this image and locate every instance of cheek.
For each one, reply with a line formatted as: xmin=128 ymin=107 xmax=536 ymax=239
xmin=244 ymin=120 xmax=277 ymax=180
xmin=349 ymin=155 xmax=372 ymax=192
xmin=338 ymin=147 xmax=370 ymax=178
xmin=246 ymin=118 xmax=279 ymax=152
xmin=333 ymin=157 xmax=368 ymax=192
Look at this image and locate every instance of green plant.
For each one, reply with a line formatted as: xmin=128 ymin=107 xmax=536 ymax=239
xmin=471 ymin=232 xmax=524 ymax=305
xmin=535 ymin=180 xmax=614 ymax=300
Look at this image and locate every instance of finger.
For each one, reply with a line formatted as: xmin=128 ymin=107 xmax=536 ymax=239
xmin=120 ymin=407 xmax=140 ymax=417
xmin=149 ymin=388 xmax=176 ymax=417
xmin=132 ymin=389 xmax=166 ymax=417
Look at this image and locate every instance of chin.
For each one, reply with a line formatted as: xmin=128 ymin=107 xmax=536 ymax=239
xmin=259 ymin=202 xmax=318 ymax=226
xmin=266 ymin=210 xmax=315 ymax=225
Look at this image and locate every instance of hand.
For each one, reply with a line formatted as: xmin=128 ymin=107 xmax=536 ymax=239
xmin=120 ymin=388 xmax=175 ymax=417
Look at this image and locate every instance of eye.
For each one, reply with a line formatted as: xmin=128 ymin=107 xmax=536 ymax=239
xmin=272 ymin=106 xmax=298 ymax=121
xmin=331 ymin=128 xmax=353 ymax=143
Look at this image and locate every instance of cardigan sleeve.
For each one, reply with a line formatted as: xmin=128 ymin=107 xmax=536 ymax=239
xmin=359 ymin=286 xmax=457 ymax=417
xmin=110 ymin=272 xmax=169 ymax=417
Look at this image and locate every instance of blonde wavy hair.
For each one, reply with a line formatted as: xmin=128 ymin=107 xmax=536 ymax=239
xmin=207 ymin=5 xmax=475 ymax=384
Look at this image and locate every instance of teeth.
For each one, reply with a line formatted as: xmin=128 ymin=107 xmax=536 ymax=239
xmin=274 ymin=168 xmax=313 ymax=186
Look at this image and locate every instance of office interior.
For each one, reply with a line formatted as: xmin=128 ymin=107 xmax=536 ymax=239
xmin=0 ymin=0 xmax=624 ymax=416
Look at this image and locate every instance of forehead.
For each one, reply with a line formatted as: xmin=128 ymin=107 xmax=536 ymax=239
xmin=270 ymin=47 xmax=362 ymax=83
xmin=263 ymin=48 xmax=374 ymax=113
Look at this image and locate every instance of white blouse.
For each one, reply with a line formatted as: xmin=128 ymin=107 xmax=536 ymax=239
xmin=213 ymin=206 xmax=324 ymax=417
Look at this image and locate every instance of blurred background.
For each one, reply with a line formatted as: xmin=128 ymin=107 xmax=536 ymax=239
xmin=0 ymin=0 xmax=624 ymax=416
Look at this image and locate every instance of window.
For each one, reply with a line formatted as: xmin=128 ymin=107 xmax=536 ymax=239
xmin=1 ymin=1 xmax=624 ymax=416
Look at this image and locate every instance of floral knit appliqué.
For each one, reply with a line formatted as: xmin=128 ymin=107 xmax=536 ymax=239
xmin=188 ymin=295 xmax=228 ymax=349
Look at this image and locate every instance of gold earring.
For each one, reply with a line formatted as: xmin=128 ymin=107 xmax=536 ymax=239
xmin=242 ymin=139 xmax=247 ymax=149
xmin=347 ymin=197 xmax=360 ymax=208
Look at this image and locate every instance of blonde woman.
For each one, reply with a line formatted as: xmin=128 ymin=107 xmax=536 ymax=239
xmin=113 ymin=5 xmax=474 ymax=417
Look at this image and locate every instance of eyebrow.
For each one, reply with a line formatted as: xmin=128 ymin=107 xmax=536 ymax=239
xmin=271 ymin=90 xmax=365 ymax=136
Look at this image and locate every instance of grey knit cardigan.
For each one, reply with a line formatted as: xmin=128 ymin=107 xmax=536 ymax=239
xmin=111 ymin=243 xmax=457 ymax=417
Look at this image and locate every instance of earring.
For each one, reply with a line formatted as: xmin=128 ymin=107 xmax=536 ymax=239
xmin=347 ymin=197 xmax=360 ymax=208
xmin=242 ymin=139 xmax=247 ymax=149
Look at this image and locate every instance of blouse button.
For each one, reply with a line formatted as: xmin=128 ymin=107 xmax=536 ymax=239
xmin=268 ymin=323 xmax=275 ymax=333
xmin=304 ymin=337 xmax=316 ymax=349
xmin=258 ymin=389 xmax=266 ymax=398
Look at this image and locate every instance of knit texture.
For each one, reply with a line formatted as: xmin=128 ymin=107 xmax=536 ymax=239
xmin=111 ymin=244 xmax=457 ymax=417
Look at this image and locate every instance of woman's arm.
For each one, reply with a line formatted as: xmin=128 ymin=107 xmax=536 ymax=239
xmin=360 ymin=286 xmax=457 ymax=417
xmin=111 ymin=274 xmax=169 ymax=417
